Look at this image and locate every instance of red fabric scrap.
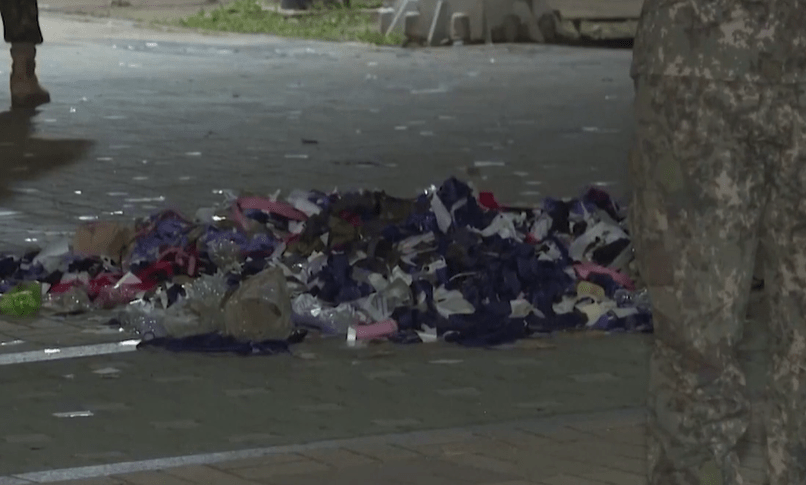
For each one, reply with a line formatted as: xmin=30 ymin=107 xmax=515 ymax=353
xmin=478 ymin=192 xmax=502 ymax=210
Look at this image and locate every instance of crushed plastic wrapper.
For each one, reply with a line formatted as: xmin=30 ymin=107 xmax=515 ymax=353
xmin=0 ymin=282 xmax=41 ymax=316
xmin=356 ymin=278 xmax=413 ymax=322
xmin=180 ymin=273 xmax=229 ymax=333
xmin=291 ymin=293 xmax=364 ymax=335
xmin=119 ymin=299 xmax=168 ymax=339
xmin=43 ymin=286 xmax=92 ymax=313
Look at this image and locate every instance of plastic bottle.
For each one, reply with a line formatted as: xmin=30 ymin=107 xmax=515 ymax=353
xmin=613 ymin=288 xmax=651 ymax=312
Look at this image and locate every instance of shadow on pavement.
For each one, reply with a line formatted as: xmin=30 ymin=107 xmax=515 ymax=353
xmin=0 ymin=107 xmax=94 ymax=201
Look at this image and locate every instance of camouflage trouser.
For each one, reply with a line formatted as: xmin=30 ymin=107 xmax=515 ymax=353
xmin=0 ymin=0 xmax=43 ymax=44
xmin=630 ymin=75 xmax=806 ymax=485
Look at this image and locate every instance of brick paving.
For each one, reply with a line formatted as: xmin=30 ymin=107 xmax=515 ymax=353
xmin=23 ymin=407 xmax=769 ymax=484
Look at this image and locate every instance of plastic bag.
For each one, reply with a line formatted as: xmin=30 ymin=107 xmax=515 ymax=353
xmin=43 ymin=286 xmax=92 ymax=313
xmin=119 ymin=299 xmax=168 ymax=339
xmin=223 ymin=267 xmax=292 ymax=341
xmin=355 ymin=278 xmax=413 ymax=322
xmin=0 ymin=282 xmax=42 ymax=316
xmin=292 ymin=293 xmax=363 ymax=336
xmin=182 ymin=273 xmax=229 ymax=333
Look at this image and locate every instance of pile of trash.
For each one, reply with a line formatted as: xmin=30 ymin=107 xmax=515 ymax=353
xmin=0 ymin=178 xmax=651 ymax=355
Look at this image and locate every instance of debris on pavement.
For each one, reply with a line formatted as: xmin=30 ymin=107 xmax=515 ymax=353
xmin=0 ymin=177 xmax=650 ymax=355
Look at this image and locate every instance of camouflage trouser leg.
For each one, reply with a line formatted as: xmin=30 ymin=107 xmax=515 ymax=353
xmin=631 ymin=75 xmax=806 ymax=485
xmin=0 ymin=0 xmax=43 ymax=44
xmin=759 ymin=83 xmax=806 ymax=485
xmin=630 ymin=75 xmax=764 ymax=484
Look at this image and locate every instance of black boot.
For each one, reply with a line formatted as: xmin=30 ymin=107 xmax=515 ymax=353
xmin=10 ymin=42 xmax=51 ymax=108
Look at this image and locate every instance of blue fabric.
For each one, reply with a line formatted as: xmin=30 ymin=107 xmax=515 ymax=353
xmin=130 ymin=215 xmax=191 ymax=264
xmin=136 ymin=332 xmax=291 ymax=355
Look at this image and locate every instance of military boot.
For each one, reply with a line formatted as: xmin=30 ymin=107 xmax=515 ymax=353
xmin=9 ymin=42 xmax=50 ymax=108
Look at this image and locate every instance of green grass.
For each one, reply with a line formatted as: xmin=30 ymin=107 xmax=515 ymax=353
xmin=167 ymin=0 xmax=403 ymax=45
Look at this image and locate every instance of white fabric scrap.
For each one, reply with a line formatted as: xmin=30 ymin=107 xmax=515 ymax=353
xmin=286 ymin=189 xmax=322 ymax=216
xmin=33 ymin=239 xmax=71 ymax=273
xmin=529 ymin=216 xmax=552 ymax=242
xmin=552 ymin=296 xmax=577 ymax=315
xmin=509 ymin=298 xmax=534 ymax=318
xmin=430 ymin=194 xmax=453 ymax=233
xmin=422 ymin=258 xmax=447 ymax=276
xmin=568 ymin=221 xmax=629 ymax=262
xmin=478 ymin=213 xmax=521 ymax=240
xmin=391 ymin=266 xmax=413 ymax=286
xmin=367 ymin=273 xmax=389 ymax=292
xmin=416 ymin=325 xmax=438 ymax=342
xmin=577 ymin=301 xmax=608 ymax=326
xmin=433 ymin=287 xmax=475 ymax=317
xmin=397 ymin=233 xmax=435 ymax=254
xmin=114 ymin=272 xmax=141 ymax=289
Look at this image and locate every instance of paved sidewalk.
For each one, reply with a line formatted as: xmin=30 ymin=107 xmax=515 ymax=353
xmin=0 ymin=13 xmax=634 ymax=253
xmin=7 ymin=407 xmax=769 ymax=485
xmin=38 ymin=0 xmax=643 ymax=25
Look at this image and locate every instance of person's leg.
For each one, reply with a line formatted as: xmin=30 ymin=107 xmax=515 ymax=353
xmin=761 ymin=84 xmax=806 ymax=485
xmin=0 ymin=0 xmax=43 ymax=44
xmin=0 ymin=0 xmax=49 ymax=107
xmin=629 ymin=75 xmax=771 ymax=484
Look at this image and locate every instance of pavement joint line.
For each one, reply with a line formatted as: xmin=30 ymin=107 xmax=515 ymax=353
xmin=0 ymin=339 xmax=140 ymax=365
xmin=4 ymin=407 xmax=644 ymax=483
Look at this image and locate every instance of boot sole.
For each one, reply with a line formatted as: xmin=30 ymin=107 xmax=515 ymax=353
xmin=11 ymin=93 xmax=51 ymax=109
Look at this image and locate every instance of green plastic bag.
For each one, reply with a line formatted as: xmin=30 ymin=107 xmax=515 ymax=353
xmin=0 ymin=282 xmax=42 ymax=317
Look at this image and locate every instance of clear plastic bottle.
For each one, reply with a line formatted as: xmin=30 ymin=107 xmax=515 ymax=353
xmin=614 ymin=288 xmax=651 ymax=312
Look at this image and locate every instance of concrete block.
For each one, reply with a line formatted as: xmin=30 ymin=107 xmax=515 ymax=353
xmin=404 ymin=11 xmax=423 ymax=39
xmin=385 ymin=0 xmax=555 ymax=44
xmin=450 ymin=12 xmax=471 ymax=41
xmin=378 ymin=7 xmax=396 ymax=34
xmin=427 ymin=0 xmax=450 ymax=45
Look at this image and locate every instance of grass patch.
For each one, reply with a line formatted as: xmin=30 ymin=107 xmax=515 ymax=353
xmin=169 ymin=0 xmax=403 ymax=45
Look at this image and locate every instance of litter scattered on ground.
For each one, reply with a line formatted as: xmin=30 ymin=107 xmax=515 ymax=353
xmin=0 ymin=177 xmax=650 ymax=355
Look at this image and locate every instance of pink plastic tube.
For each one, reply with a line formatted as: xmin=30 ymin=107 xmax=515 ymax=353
xmin=349 ymin=320 xmax=399 ymax=341
xmin=574 ymin=262 xmax=635 ymax=290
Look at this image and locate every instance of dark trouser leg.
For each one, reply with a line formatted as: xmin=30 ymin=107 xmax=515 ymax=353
xmin=0 ymin=0 xmax=43 ymax=44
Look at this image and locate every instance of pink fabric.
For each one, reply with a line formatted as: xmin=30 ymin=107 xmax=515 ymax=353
xmin=232 ymin=196 xmax=308 ymax=231
xmin=353 ymin=319 xmax=399 ymax=340
xmin=574 ymin=262 xmax=635 ymax=290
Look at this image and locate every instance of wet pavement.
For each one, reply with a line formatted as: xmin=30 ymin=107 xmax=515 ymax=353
xmin=0 ymin=333 xmax=647 ymax=475
xmin=0 ymin=13 xmax=634 ymax=253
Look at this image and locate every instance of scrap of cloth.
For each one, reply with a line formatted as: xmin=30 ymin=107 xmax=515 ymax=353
xmin=0 ymin=177 xmax=649 ymax=353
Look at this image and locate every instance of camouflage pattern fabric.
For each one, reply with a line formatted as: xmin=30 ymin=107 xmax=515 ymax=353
xmin=630 ymin=74 xmax=806 ymax=485
xmin=632 ymin=0 xmax=806 ymax=83
xmin=0 ymin=0 xmax=43 ymax=44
